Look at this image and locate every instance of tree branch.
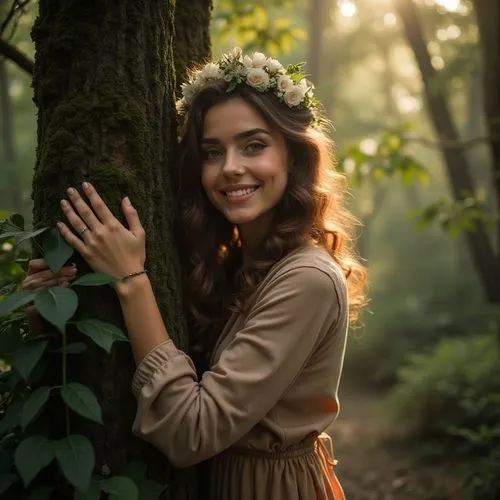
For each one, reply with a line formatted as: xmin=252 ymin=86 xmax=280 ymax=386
xmin=0 ymin=37 xmax=33 ymax=75
xmin=1 ymin=0 xmax=32 ymax=38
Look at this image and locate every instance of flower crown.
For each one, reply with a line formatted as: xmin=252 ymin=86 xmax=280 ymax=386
xmin=176 ymin=47 xmax=321 ymax=123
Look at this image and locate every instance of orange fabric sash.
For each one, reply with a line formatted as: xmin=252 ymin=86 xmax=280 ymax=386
xmin=315 ymin=433 xmax=346 ymax=500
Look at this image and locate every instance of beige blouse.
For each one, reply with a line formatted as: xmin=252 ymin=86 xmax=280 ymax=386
xmin=132 ymin=245 xmax=348 ymax=500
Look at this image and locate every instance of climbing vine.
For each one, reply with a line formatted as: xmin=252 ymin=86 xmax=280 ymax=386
xmin=0 ymin=213 xmax=165 ymax=499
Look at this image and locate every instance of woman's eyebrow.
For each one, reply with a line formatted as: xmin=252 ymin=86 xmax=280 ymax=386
xmin=202 ymin=128 xmax=271 ymax=144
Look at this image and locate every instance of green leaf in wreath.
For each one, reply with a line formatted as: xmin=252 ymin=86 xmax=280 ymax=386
xmin=0 ymin=290 xmax=35 ymax=317
xmin=54 ymin=435 xmax=94 ymax=492
xmin=72 ymin=273 xmax=117 ymax=287
xmin=12 ymin=340 xmax=48 ymax=381
xmin=61 ymin=383 xmax=103 ymax=424
xmin=21 ymin=386 xmax=52 ymax=429
xmin=76 ymin=319 xmax=129 ymax=353
xmin=101 ymin=476 xmax=139 ymax=500
xmin=35 ymin=287 xmax=78 ymax=333
xmin=74 ymin=480 xmax=101 ymax=500
xmin=0 ymin=473 xmax=19 ymax=495
xmin=42 ymin=227 xmax=74 ymax=273
xmin=14 ymin=435 xmax=55 ymax=486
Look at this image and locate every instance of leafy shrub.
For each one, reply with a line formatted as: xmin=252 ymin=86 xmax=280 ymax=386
xmin=388 ymin=333 xmax=500 ymax=498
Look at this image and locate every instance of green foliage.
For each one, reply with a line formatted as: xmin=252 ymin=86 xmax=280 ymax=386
xmin=339 ymin=126 xmax=429 ymax=188
xmin=213 ymin=0 xmax=305 ymax=55
xmin=0 ymin=214 xmax=163 ymax=499
xmin=387 ymin=333 xmax=500 ymax=497
xmin=410 ymin=196 xmax=490 ymax=237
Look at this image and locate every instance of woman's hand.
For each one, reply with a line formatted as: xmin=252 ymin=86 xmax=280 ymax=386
xmin=21 ymin=258 xmax=77 ymax=334
xmin=57 ymin=182 xmax=146 ymax=281
xmin=22 ymin=258 xmax=77 ymax=291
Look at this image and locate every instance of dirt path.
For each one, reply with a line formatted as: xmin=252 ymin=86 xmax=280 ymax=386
xmin=326 ymin=383 xmax=463 ymax=499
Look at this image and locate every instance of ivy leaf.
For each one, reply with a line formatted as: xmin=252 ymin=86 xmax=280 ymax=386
xmin=140 ymin=479 xmax=165 ymax=500
xmin=27 ymin=486 xmax=54 ymax=500
xmin=14 ymin=435 xmax=55 ymax=486
xmin=0 ymin=290 xmax=35 ymax=317
xmin=54 ymin=342 xmax=87 ymax=354
xmin=76 ymin=320 xmax=129 ymax=353
xmin=54 ymin=435 xmax=94 ymax=492
xmin=13 ymin=341 xmax=48 ymax=381
xmin=72 ymin=273 xmax=117 ymax=287
xmin=42 ymin=228 xmax=73 ymax=273
xmin=0 ymin=473 xmax=19 ymax=495
xmin=61 ymin=383 xmax=103 ymax=424
xmin=21 ymin=386 xmax=52 ymax=429
xmin=0 ymin=400 xmax=22 ymax=436
xmin=10 ymin=213 xmax=24 ymax=230
xmin=74 ymin=480 xmax=101 ymax=500
xmin=101 ymin=476 xmax=139 ymax=500
xmin=35 ymin=287 xmax=78 ymax=333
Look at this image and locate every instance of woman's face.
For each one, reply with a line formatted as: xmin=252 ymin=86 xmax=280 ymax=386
xmin=200 ymin=97 xmax=289 ymax=239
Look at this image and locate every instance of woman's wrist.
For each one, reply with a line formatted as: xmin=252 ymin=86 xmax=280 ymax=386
xmin=115 ymin=272 xmax=151 ymax=300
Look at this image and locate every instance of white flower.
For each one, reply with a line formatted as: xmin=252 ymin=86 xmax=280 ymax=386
xmin=266 ymin=58 xmax=283 ymax=72
xmin=277 ymin=74 xmax=294 ymax=92
xmin=242 ymin=55 xmax=253 ymax=68
xmin=297 ymin=78 xmax=309 ymax=92
xmin=284 ymin=84 xmax=306 ymax=107
xmin=246 ymin=67 xmax=270 ymax=90
xmin=1 ymin=242 xmax=13 ymax=252
xmin=199 ymin=62 xmax=222 ymax=82
xmin=250 ymin=52 xmax=268 ymax=68
xmin=228 ymin=47 xmax=242 ymax=61
xmin=181 ymin=82 xmax=196 ymax=101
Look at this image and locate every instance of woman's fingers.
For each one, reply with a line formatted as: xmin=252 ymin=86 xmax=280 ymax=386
xmin=81 ymin=182 xmax=115 ymax=224
xmin=66 ymin=186 xmax=102 ymax=230
xmin=27 ymin=258 xmax=49 ymax=275
xmin=22 ymin=265 xmax=77 ymax=290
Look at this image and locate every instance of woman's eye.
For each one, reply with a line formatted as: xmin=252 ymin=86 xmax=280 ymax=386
xmin=245 ymin=142 xmax=266 ymax=154
xmin=202 ymin=149 xmax=223 ymax=161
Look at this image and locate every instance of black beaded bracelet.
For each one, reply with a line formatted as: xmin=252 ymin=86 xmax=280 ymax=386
xmin=121 ymin=270 xmax=148 ymax=282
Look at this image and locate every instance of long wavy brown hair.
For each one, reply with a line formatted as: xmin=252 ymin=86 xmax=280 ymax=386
xmin=176 ymin=80 xmax=367 ymax=344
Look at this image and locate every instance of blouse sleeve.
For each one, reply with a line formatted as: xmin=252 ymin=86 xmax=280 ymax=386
xmin=131 ymin=264 xmax=342 ymax=468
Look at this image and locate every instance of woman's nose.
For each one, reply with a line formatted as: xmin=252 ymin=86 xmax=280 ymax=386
xmin=222 ymin=149 xmax=245 ymax=176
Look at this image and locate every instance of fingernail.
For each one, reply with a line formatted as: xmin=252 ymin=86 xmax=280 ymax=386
xmin=83 ymin=182 xmax=90 ymax=190
xmin=67 ymin=187 xmax=75 ymax=195
xmin=124 ymin=196 xmax=131 ymax=206
xmin=57 ymin=222 xmax=63 ymax=230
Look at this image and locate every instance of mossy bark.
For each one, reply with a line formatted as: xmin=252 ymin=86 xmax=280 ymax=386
xmin=31 ymin=1 xmax=207 ymax=498
xmin=174 ymin=0 xmax=212 ymax=91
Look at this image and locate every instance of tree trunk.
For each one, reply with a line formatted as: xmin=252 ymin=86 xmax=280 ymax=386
xmin=0 ymin=58 xmax=23 ymax=213
xmin=473 ymin=0 xmax=500 ymax=266
xmin=173 ymin=0 xmax=212 ymax=91
xmin=394 ymin=0 xmax=500 ymax=304
xmin=30 ymin=1 xmax=208 ymax=498
xmin=307 ymin=0 xmax=327 ymax=85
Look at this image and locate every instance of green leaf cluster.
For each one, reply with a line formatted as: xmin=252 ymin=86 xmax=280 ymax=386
xmin=0 ymin=220 xmax=159 ymax=499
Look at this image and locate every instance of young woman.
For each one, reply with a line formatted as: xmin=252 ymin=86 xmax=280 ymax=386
xmin=23 ymin=48 xmax=367 ymax=499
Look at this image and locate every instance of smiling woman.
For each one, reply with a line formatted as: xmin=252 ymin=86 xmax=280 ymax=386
xmin=200 ymin=98 xmax=289 ymax=250
xmin=26 ymin=48 xmax=367 ymax=500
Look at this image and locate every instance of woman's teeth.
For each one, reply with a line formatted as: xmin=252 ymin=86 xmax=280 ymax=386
xmin=225 ymin=187 xmax=258 ymax=198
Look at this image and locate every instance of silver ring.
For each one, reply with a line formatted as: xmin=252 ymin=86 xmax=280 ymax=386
xmin=80 ymin=226 xmax=89 ymax=235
